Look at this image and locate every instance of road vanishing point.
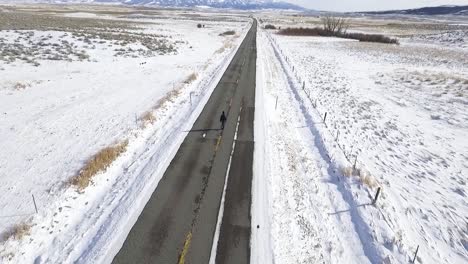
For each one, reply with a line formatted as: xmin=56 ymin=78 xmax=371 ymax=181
xmin=113 ymin=19 xmax=257 ymax=264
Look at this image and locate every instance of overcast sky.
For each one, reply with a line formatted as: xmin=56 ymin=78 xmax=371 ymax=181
xmin=285 ymin=0 xmax=468 ymax=12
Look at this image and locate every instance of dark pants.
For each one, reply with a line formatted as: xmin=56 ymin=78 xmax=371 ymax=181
xmin=221 ymin=120 xmax=225 ymax=129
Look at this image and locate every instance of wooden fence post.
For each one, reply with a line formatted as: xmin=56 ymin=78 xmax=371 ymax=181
xmin=32 ymin=194 xmax=38 ymax=214
xmin=373 ymin=187 xmax=381 ymax=205
xmin=412 ymin=245 xmax=419 ymax=263
xmin=323 ymin=112 xmax=327 ymax=123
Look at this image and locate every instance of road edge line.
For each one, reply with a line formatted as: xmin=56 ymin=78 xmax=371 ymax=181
xmin=208 ymin=107 xmax=242 ymax=264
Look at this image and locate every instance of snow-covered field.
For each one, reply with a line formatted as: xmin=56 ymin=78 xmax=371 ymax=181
xmin=0 ymin=5 xmax=249 ymax=262
xmin=254 ymin=15 xmax=467 ymax=264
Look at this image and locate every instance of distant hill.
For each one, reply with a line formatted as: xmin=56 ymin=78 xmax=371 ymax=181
xmin=362 ymin=5 xmax=468 ymax=15
xmin=4 ymin=0 xmax=305 ymax=10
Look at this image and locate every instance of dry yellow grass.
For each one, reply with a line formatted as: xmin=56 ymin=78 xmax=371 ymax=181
xmin=341 ymin=166 xmax=353 ymax=177
xmin=139 ymin=111 xmax=156 ymax=127
xmin=153 ymin=87 xmax=182 ymax=111
xmin=215 ymin=41 xmax=233 ymax=54
xmin=2 ymin=222 xmax=31 ymax=241
xmin=215 ymin=46 xmax=226 ymax=54
xmin=184 ymin=73 xmax=197 ymax=84
xmin=359 ymin=169 xmax=378 ymax=188
xmin=340 ymin=166 xmax=378 ymax=189
xmin=71 ymin=140 xmax=129 ymax=190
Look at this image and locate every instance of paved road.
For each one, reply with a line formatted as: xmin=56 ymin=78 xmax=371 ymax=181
xmin=113 ymin=19 xmax=256 ymax=264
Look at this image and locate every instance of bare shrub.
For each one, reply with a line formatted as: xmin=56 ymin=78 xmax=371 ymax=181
xmin=140 ymin=111 xmax=156 ymax=127
xmin=14 ymin=82 xmax=28 ymax=90
xmin=220 ymin=30 xmax=236 ymax=36
xmin=2 ymin=222 xmax=31 ymax=241
xmin=341 ymin=166 xmax=353 ymax=177
xmin=70 ymin=140 xmax=129 ymax=190
xmin=278 ymin=27 xmax=327 ymax=36
xmin=345 ymin=32 xmax=399 ymax=44
xmin=184 ymin=73 xmax=197 ymax=84
xmin=321 ymin=15 xmax=349 ymax=36
xmin=278 ymin=27 xmax=399 ymax=44
xmin=341 ymin=166 xmax=378 ymax=189
xmin=359 ymin=169 xmax=378 ymax=188
xmin=264 ymin=24 xmax=277 ymax=30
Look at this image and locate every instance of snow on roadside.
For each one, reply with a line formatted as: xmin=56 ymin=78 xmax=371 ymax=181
xmin=256 ymin=21 xmax=467 ymax=263
xmin=252 ymin=27 xmax=406 ymax=264
xmin=0 ymin=13 xmax=250 ymax=263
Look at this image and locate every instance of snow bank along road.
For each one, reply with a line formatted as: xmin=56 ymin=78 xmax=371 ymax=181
xmin=113 ymin=20 xmax=257 ymax=264
xmin=0 ymin=8 xmax=250 ymax=263
xmin=253 ymin=17 xmax=467 ymax=263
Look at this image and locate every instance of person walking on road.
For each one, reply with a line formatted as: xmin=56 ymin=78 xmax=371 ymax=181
xmin=220 ymin=111 xmax=227 ymax=130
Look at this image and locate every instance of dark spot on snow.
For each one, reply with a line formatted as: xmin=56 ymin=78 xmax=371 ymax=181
xmin=34 ymin=256 xmax=42 ymax=264
xmin=453 ymin=188 xmax=465 ymax=197
xmin=462 ymin=239 xmax=468 ymax=252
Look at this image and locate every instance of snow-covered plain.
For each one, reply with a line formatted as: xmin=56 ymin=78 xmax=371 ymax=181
xmin=0 ymin=6 xmax=249 ymax=262
xmin=253 ymin=15 xmax=467 ymax=264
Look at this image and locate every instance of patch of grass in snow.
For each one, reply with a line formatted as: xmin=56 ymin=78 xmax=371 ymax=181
xmin=152 ymin=88 xmax=181 ymax=111
xmin=341 ymin=166 xmax=354 ymax=177
xmin=139 ymin=111 xmax=156 ymax=128
xmin=215 ymin=40 xmax=234 ymax=54
xmin=1 ymin=222 xmax=31 ymax=242
xmin=71 ymin=140 xmax=129 ymax=190
xmin=0 ymin=11 xmax=141 ymax=32
xmin=184 ymin=73 xmax=198 ymax=84
xmin=13 ymin=82 xmax=29 ymax=90
xmin=0 ymin=10 xmax=177 ymax=65
xmin=340 ymin=166 xmax=378 ymax=189
xmin=0 ymin=251 xmax=15 ymax=262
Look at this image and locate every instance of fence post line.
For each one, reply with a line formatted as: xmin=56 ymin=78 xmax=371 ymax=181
xmin=275 ymin=96 xmax=278 ymax=110
xmin=32 ymin=194 xmax=38 ymax=214
xmin=373 ymin=187 xmax=381 ymax=205
xmin=412 ymin=245 xmax=420 ymax=263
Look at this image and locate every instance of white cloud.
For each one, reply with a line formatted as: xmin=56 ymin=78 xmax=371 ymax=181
xmin=285 ymin=0 xmax=468 ymax=12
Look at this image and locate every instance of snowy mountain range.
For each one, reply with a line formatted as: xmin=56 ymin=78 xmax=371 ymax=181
xmin=8 ymin=0 xmax=305 ymax=10
xmin=363 ymin=5 xmax=468 ymax=15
